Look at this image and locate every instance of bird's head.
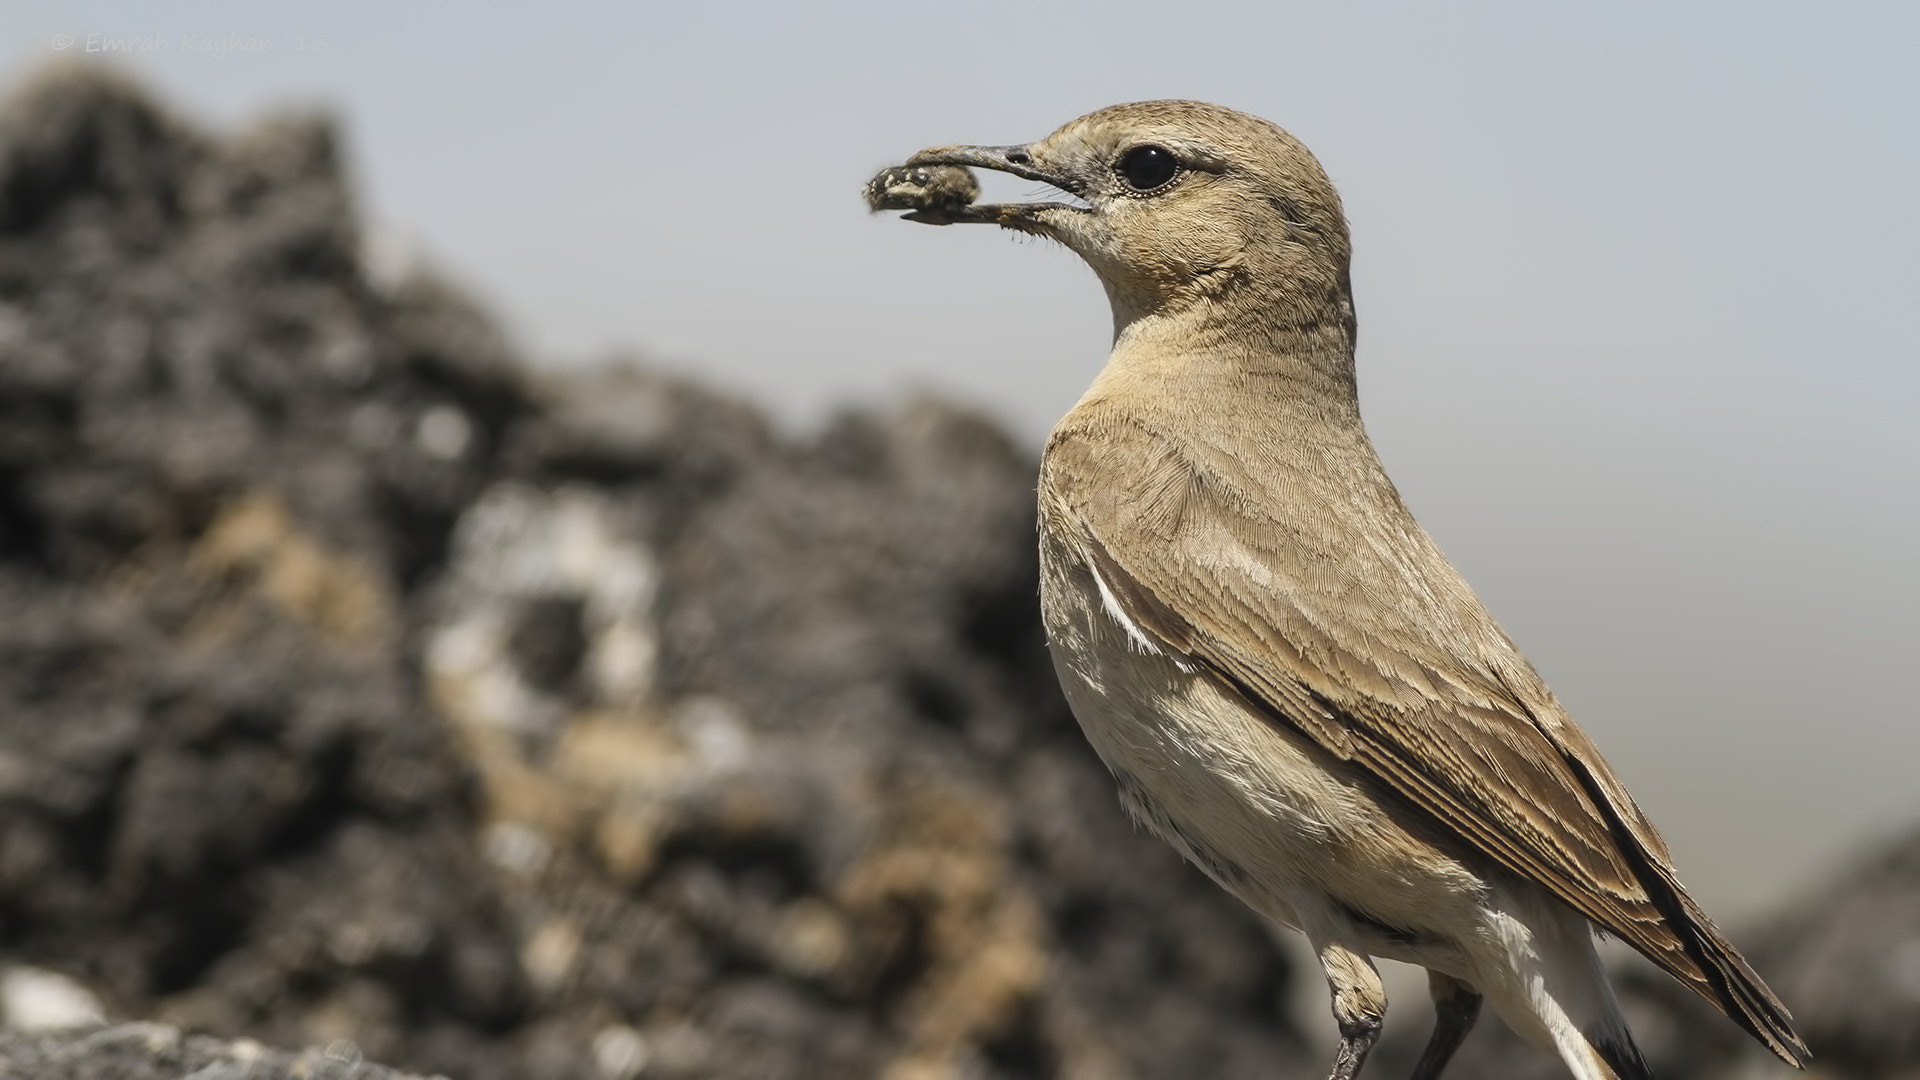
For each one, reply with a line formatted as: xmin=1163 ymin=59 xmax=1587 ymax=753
xmin=903 ymin=100 xmax=1354 ymax=341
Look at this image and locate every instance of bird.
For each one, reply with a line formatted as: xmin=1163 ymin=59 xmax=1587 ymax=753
xmin=870 ymin=101 xmax=1808 ymax=1080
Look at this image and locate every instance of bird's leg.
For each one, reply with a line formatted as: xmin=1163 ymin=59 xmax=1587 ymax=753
xmin=1409 ymin=970 xmax=1482 ymax=1080
xmin=1329 ymin=1012 xmax=1382 ymax=1080
xmin=1314 ymin=937 xmax=1386 ymax=1080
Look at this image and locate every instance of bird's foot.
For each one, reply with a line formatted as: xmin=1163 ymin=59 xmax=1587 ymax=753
xmin=1326 ymin=1012 xmax=1382 ymax=1080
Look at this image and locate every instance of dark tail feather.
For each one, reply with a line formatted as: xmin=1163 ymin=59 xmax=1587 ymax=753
xmin=1684 ymin=901 xmax=1811 ymax=1068
xmin=1589 ymin=1027 xmax=1655 ymax=1080
xmin=1559 ymin=752 xmax=1809 ymax=1067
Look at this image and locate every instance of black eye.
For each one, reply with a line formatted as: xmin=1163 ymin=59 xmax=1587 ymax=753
xmin=1116 ymin=145 xmax=1180 ymax=192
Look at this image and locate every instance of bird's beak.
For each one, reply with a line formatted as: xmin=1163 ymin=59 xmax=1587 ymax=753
xmin=902 ymin=143 xmax=1086 ymax=230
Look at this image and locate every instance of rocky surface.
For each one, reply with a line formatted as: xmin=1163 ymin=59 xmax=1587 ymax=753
xmin=0 ymin=62 xmax=1914 ymax=1080
xmin=0 ymin=1022 xmax=439 ymax=1080
xmin=0 ymin=65 xmax=1303 ymax=1080
xmin=1738 ymin=832 xmax=1920 ymax=1079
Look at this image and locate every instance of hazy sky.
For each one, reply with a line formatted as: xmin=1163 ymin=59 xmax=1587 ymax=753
xmin=6 ymin=1 xmax=1917 ymax=921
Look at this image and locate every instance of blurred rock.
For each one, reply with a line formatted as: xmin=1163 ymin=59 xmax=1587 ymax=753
xmin=0 ymin=64 xmax=1305 ymax=1079
xmin=1742 ymin=831 xmax=1920 ymax=1078
xmin=0 ymin=967 xmax=104 ymax=1030
xmin=0 ymin=1023 xmax=437 ymax=1080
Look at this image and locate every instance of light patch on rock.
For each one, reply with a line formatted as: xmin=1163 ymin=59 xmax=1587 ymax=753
xmin=676 ymin=696 xmax=752 ymax=773
xmin=1 ymin=967 xmax=104 ymax=1030
xmin=482 ymin=820 xmax=555 ymax=878
xmin=592 ymin=1024 xmax=650 ymax=1080
xmin=522 ymin=919 xmax=583 ymax=993
xmin=360 ymin=221 xmax=422 ymax=298
xmin=191 ymin=494 xmax=395 ymax=644
xmin=427 ymin=483 xmax=661 ymax=733
xmin=415 ymin=404 xmax=473 ymax=460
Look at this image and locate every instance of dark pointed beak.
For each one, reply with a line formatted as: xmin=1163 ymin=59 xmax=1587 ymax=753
xmin=899 ymin=144 xmax=1087 ymax=228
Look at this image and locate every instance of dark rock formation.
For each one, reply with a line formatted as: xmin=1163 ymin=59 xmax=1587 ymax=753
xmin=1740 ymin=832 xmax=1920 ymax=1079
xmin=0 ymin=64 xmax=1306 ymax=1079
xmin=0 ymin=1023 xmax=438 ymax=1080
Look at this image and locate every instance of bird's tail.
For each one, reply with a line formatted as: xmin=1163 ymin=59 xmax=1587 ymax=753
xmin=1544 ymin=956 xmax=1654 ymax=1080
xmin=1646 ymin=879 xmax=1808 ymax=1068
xmin=1481 ymin=890 xmax=1655 ymax=1080
xmin=1585 ymin=1022 xmax=1656 ymax=1080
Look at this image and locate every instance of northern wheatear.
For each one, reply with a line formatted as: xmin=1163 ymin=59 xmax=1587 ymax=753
xmin=870 ymin=101 xmax=1806 ymax=1080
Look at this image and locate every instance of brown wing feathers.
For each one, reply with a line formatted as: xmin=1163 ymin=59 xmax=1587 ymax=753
xmin=1053 ymin=426 xmax=1808 ymax=1066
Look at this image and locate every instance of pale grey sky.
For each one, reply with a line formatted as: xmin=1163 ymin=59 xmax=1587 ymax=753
xmin=6 ymin=0 xmax=1917 ymax=920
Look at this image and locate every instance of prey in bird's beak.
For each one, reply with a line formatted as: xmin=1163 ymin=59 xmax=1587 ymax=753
xmin=864 ymin=144 xmax=1086 ymax=234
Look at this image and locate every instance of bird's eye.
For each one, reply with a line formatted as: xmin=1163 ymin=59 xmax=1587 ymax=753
xmin=1116 ymin=145 xmax=1180 ymax=192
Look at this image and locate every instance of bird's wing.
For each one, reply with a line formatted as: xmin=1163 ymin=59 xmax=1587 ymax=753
xmin=1043 ymin=418 xmax=1806 ymax=1066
